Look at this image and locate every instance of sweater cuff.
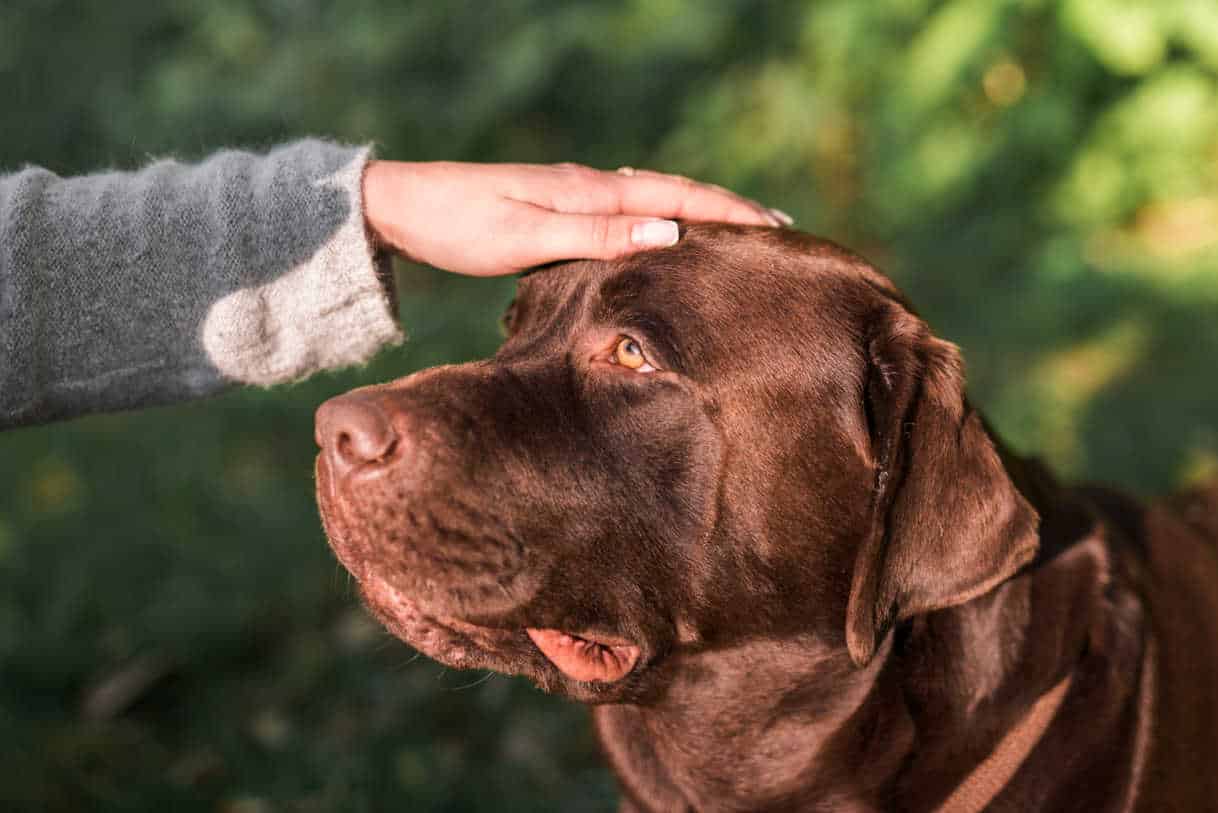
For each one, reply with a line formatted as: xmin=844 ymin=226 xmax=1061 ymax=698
xmin=201 ymin=144 xmax=404 ymax=387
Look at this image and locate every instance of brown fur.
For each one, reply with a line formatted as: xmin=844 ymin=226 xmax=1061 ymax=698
xmin=315 ymin=224 xmax=1218 ymax=811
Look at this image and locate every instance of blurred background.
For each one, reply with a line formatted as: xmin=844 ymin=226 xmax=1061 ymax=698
xmin=2 ymin=0 xmax=1216 ymax=809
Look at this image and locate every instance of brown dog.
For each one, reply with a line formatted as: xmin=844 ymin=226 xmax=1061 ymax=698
xmin=314 ymin=224 xmax=1218 ymax=812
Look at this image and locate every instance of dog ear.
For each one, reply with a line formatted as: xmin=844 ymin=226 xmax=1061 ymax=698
xmin=845 ymin=305 xmax=1039 ymax=667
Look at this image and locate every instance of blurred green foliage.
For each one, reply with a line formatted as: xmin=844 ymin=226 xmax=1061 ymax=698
xmin=1 ymin=0 xmax=1216 ymax=809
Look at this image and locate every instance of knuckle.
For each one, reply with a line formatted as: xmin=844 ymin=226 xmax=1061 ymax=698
xmin=589 ymin=215 xmax=615 ymax=251
xmin=569 ymin=178 xmax=620 ymax=211
xmin=555 ymin=161 xmax=596 ymax=177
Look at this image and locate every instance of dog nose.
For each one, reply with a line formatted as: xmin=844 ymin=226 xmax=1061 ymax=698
xmin=315 ymin=394 xmax=399 ymax=471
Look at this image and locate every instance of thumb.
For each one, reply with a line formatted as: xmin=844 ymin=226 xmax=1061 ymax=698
xmin=528 ymin=213 xmax=680 ymax=264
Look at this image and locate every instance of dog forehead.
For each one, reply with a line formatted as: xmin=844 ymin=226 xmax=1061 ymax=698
xmin=510 ymin=226 xmax=903 ymax=386
xmin=519 ymin=224 xmax=888 ymax=318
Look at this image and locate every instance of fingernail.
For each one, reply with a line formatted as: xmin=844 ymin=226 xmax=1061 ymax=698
xmin=617 ymin=166 xmax=637 ymax=176
xmin=632 ymin=219 xmax=679 ymax=247
xmin=767 ymin=208 xmax=794 ymax=226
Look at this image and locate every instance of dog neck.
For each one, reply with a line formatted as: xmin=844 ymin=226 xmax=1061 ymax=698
xmin=596 ymin=472 xmax=1154 ymax=812
xmin=596 ymin=634 xmax=914 ymax=811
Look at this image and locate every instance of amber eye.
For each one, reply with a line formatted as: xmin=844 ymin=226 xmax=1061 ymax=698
xmin=613 ymin=336 xmax=649 ymax=370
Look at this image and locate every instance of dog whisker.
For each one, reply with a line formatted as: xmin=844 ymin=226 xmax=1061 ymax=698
xmin=445 ymin=671 xmax=496 ymax=691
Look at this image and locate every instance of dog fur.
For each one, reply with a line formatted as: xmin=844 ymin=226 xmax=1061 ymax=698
xmin=315 ymin=224 xmax=1218 ymax=811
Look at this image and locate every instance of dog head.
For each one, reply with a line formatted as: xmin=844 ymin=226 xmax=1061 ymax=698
xmin=314 ymin=224 xmax=1038 ymax=703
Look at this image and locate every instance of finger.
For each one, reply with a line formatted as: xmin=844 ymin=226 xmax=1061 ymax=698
xmin=501 ymin=163 xmax=791 ymax=228
xmin=518 ymin=210 xmax=681 ymax=265
xmin=607 ymin=168 xmax=788 ymax=226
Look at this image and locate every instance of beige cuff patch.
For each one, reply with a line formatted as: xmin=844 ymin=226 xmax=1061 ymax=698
xmin=201 ymin=147 xmax=404 ymax=387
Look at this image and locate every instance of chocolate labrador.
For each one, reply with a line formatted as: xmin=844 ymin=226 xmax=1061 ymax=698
xmin=314 ymin=224 xmax=1218 ymax=812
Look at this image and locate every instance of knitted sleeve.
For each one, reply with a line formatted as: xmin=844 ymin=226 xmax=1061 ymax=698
xmin=0 ymin=139 xmax=403 ymax=429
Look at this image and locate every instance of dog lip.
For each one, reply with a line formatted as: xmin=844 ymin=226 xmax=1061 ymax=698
xmin=525 ymin=627 xmax=642 ymax=683
xmin=318 ymin=453 xmax=642 ymax=685
xmin=358 ymin=575 xmax=537 ymax=668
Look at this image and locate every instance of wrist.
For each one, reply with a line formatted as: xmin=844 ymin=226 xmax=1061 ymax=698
xmin=362 ymin=159 xmax=424 ymax=256
xmin=361 ymin=159 xmax=392 ymax=250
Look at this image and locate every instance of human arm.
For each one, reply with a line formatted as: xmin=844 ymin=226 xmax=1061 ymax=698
xmin=0 ymin=141 xmax=783 ymax=430
xmin=0 ymin=140 xmax=398 ymax=429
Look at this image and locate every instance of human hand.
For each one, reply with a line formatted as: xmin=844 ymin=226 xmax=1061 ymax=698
xmin=361 ymin=160 xmax=791 ymax=276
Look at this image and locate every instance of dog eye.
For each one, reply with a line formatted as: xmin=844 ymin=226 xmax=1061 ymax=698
xmin=611 ymin=336 xmax=656 ymax=372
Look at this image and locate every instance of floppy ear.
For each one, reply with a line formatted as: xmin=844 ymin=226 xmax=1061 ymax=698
xmin=845 ymin=305 xmax=1040 ymax=667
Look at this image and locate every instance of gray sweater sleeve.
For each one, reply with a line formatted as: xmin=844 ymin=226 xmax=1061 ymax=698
xmin=0 ymin=139 xmax=404 ymax=430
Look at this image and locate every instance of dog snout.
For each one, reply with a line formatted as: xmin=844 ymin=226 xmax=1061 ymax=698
xmin=315 ymin=393 xmax=400 ymax=473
